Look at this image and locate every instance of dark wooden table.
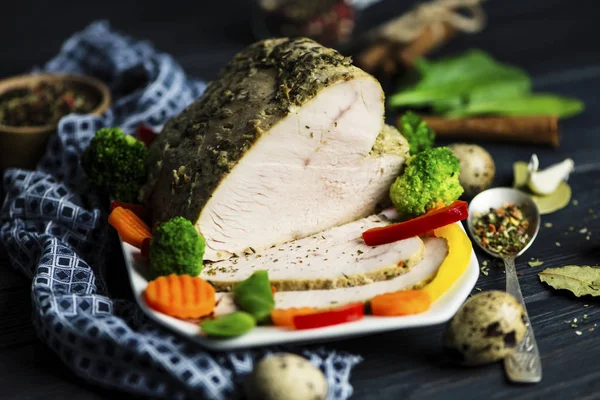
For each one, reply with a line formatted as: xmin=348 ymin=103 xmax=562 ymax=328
xmin=2 ymin=1 xmax=599 ymax=399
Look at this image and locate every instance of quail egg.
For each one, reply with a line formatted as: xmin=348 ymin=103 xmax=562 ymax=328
xmin=449 ymin=143 xmax=495 ymax=197
xmin=444 ymin=290 xmax=527 ymax=366
xmin=244 ymin=353 xmax=327 ymax=400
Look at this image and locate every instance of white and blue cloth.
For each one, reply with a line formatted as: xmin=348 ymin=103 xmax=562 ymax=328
xmin=0 ymin=21 xmax=361 ymax=400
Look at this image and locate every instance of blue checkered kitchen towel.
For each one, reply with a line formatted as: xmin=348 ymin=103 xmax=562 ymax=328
xmin=0 ymin=21 xmax=361 ymax=400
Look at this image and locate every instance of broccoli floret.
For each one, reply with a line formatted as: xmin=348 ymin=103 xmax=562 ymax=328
xmin=81 ymin=127 xmax=147 ymax=203
xmin=398 ymin=111 xmax=435 ymax=155
xmin=390 ymin=147 xmax=463 ymax=217
xmin=149 ymin=217 xmax=206 ymax=277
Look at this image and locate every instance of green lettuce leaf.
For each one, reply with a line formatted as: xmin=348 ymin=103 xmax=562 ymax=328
xmin=388 ymin=49 xmax=584 ymax=120
xmin=389 ymin=50 xmax=530 ymax=107
xmin=447 ymin=94 xmax=585 ymax=118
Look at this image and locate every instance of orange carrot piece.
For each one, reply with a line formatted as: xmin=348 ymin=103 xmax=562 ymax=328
xmin=271 ymin=285 xmax=277 ymax=296
xmin=271 ymin=307 xmax=318 ymax=328
xmin=144 ymin=274 xmax=216 ymax=319
xmin=108 ymin=206 xmax=152 ymax=249
xmin=371 ymin=290 xmax=431 ymax=316
xmin=109 ymin=201 xmax=147 ymax=220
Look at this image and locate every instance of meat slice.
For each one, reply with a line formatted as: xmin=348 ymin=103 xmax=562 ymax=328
xmin=213 ymin=237 xmax=447 ymax=316
xmin=274 ymin=237 xmax=447 ymax=309
xmin=140 ymin=38 xmax=408 ymax=260
xmin=201 ymin=214 xmax=424 ymax=291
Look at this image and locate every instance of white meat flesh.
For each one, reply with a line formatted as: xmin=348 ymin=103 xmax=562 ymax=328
xmin=198 ymin=76 xmax=400 ymax=260
xmin=201 ymin=214 xmax=424 ymax=291
xmin=213 ymin=237 xmax=448 ymax=316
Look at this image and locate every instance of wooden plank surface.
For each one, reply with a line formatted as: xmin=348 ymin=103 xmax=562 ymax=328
xmin=1 ymin=0 xmax=599 ymax=399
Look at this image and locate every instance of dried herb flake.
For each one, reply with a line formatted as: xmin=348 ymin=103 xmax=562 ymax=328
xmin=472 ymin=203 xmax=530 ymax=255
xmin=528 ymin=259 xmax=544 ymax=267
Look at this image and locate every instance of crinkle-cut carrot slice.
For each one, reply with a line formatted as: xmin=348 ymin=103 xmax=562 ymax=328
xmin=145 ymin=274 xmax=216 ymax=319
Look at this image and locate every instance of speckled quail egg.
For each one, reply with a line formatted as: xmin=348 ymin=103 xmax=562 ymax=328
xmin=448 ymin=143 xmax=495 ymax=197
xmin=244 ymin=353 xmax=328 ymax=400
xmin=444 ymin=290 xmax=527 ymax=366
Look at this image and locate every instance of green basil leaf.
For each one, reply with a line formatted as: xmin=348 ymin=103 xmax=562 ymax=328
xmin=447 ymin=94 xmax=585 ymax=118
xmin=467 ymin=79 xmax=532 ymax=103
xmin=430 ymin=97 xmax=465 ymax=114
xmin=430 ymin=80 xmax=530 ymax=114
xmin=200 ymin=312 xmax=256 ymax=337
xmin=389 ymin=50 xmax=529 ymax=107
xmin=233 ymin=270 xmax=274 ymax=323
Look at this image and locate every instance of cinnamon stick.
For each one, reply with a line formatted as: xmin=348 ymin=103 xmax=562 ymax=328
xmin=419 ymin=115 xmax=560 ymax=147
xmin=355 ymin=40 xmax=404 ymax=78
xmin=355 ymin=40 xmax=395 ymax=75
xmin=355 ymin=23 xmax=455 ymax=78
xmin=397 ymin=23 xmax=456 ymax=66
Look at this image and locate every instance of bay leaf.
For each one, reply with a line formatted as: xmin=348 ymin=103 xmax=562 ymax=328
xmin=513 ymin=161 xmax=529 ymax=188
xmin=531 ymin=183 xmax=571 ymax=214
xmin=513 ymin=161 xmax=571 ymax=214
xmin=539 ymin=266 xmax=600 ymax=297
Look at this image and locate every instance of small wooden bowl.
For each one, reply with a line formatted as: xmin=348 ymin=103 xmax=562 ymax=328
xmin=0 ymin=73 xmax=111 ymax=174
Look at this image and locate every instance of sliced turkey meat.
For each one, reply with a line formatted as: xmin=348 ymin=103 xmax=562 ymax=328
xmin=201 ymin=214 xmax=424 ymax=291
xmin=140 ymin=38 xmax=408 ymax=261
xmin=213 ymin=237 xmax=447 ymax=317
xmin=274 ymin=237 xmax=447 ymax=309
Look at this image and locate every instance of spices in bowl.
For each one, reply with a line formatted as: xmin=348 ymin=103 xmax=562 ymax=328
xmin=0 ymin=80 xmax=99 ymax=128
xmin=0 ymin=73 xmax=110 ymax=174
xmin=472 ymin=203 xmax=531 ymax=255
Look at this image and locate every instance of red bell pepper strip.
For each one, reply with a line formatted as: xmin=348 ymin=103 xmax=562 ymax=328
xmin=293 ymin=303 xmax=364 ymax=330
xmin=110 ymin=201 xmax=147 ymax=220
xmin=362 ymin=200 xmax=469 ymax=246
xmin=135 ymin=124 xmax=157 ymax=147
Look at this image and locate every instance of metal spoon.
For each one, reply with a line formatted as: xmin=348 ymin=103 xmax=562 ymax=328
xmin=467 ymin=187 xmax=542 ymax=383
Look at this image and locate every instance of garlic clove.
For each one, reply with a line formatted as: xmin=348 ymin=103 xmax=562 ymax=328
xmin=527 ymin=157 xmax=575 ymax=195
xmin=528 ymin=154 xmax=540 ymax=174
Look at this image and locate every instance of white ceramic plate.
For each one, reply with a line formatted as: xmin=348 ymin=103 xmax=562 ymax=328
xmin=121 ymin=222 xmax=479 ymax=351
